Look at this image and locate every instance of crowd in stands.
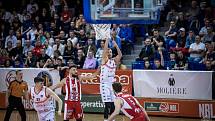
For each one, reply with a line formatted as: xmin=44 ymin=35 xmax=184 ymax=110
xmin=134 ymin=0 xmax=215 ymax=71
xmin=0 ymin=0 xmax=214 ymax=71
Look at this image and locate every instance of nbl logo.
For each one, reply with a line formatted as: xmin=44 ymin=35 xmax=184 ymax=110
xmin=168 ymin=73 xmax=175 ymax=86
xmin=5 ymin=70 xmax=17 ymax=87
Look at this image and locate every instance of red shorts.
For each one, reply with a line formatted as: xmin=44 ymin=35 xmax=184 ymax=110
xmin=131 ymin=114 xmax=147 ymax=121
xmin=64 ymin=100 xmax=83 ymax=120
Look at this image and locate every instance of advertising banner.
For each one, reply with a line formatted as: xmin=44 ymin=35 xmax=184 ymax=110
xmin=133 ymin=70 xmax=213 ymax=100
xmin=137 ymin=98 xmax=215 ymax=119
xmin=79 ymin=70 xmax=133 ymax=95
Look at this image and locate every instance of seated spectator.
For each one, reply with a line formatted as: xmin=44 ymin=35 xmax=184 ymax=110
xmin=58 ymin=30 xmax=68 ymax=44
xmin=136 ymin=38 xmax=155 ymax=61
xmin=13 ymin=58 xmax=23 ymax=68
xmin=95 ymin=40 xmax=105 ymax=66
xmin=176 ymin=27 xmax=186 ymax=48
xmin=153 ymin=58 xmax=165 ymax=70
xmin=5 ymin=29 xmax=17 ymax=48
xmin=76 ymin=29 xmax=88 ymax=49
xmin=202 ymin=26 xmax=214 ymax=44
xmin=43 ymin=58 xmax=55 ymax=68
xmin=32 ymin=40 xmax=44 ymax=58
xmin=24 ymin=51 xmax=37 ymax=67
xmin=67 ymin=30 xmax=78 ymax=47
xmin=204 ymin=44 xmax=215 ymax=65
xmin=151 ymin=29 xmax=165 ymax=50
xmin=185 ymin=30 xmax=195 ymax=48
xmin=83 ymin=38 xmax=97 ymax=57
xmin=175 ymin=50 xmax=188 ymax=70
xmin=36 ymin=48 xmax=50 ymax=68
xmin=74 ymin=49 xmax=85 ymax=69
xmin=164 ymin=21 xmax=177 ymax=50
xmin=4 ymin=59 xmax=13 ymax=68
xmin=5 ymin=41 xmax=14 ymax=58
xmin=11 ymin=40 xmax=24 ymax=60
xmin=199 ymin=19 xmax=210 ymax=37
xmin=168 ymin=52 xmax=177 ymax=70
xmin=188 ymin=35 xmax=205 ymax=63
xmin=23 ymin=39 xmax=34 ymax=57
xmin=44 ymin=41 xmax=54 ymax=57
xmin=205 ymin=60 xmax=215 ymax=71
xmin=144 ymin=60 xmax=152 ymax=70
xmin=53 ymin=38 xmax=65 ymax=56
xmin=166 ymin=8 xmax=178 ymax=22
xmin=83 ymin=51 xmax=97 ymax=69
xmin=63 ymin=40 xmax=77 ymax=61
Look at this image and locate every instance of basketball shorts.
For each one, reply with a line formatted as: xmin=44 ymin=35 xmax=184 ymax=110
xmin=37 ymin=111 xmax=55 ymax=121
xmin=100 ymin=82 xmax=116 ymax=102
xmin=64 ymin=100 xmax=83 ymax=120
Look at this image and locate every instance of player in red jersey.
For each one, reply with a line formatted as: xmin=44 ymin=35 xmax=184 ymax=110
xmin=107 ymin=82 xmax=150 ymax=121
xmin=51 ymin=65 xmax=97 ymax=121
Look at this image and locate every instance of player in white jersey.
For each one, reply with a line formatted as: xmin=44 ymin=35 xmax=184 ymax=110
xmin=29 ymin=77 xmax=62 ymax=121
xmin=100 ymin=38 xmax=122 ymax=121
xmin=51 ymin=65 xmax=97 ymax=121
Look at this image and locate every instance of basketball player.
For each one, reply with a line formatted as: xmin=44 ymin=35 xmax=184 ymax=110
xmin=29 ymin=77 xmax=62 ymax=121
xmin=107 ymin=82 xmax=150 ymax=121
xmin=51 ymin=65 xmax=97 ymax=121
xmin=100 ymin=38 xmax=122 ymax=121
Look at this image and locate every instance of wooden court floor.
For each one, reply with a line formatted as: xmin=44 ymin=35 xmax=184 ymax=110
xmin=0 ymin=110 xmax=206 ymax=121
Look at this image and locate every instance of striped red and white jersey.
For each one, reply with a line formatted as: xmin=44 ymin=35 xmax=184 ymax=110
xmin=30 ymin=86 xmax=54 ymax=117
xmin=65 ymin=77 xmax=81 ymax=101
xmin=100 ymin=58 xmax=116 ymax=83
xmin=117 ymin=93 xmax=145 ymax=119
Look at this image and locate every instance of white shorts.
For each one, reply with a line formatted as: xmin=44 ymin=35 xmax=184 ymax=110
xmin=37 ymin=111 xmax=55 ymax=121
xmin=100 ymin=82 xmax=115 ymax=102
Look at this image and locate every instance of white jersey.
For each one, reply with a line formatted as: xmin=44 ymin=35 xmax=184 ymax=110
xmin=30 ymin=86 xmax=55 ymax=118
xmin=100 ymin=58 xmax=116 ymax=83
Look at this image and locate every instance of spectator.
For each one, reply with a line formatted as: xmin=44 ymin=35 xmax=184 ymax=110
xmin=44 ymin=41 xmax=54 ymax=57
xmin=5 ymin=41 xmax=14 ymax=58
xmin=95 ymin=40 xmax=105 ymax=66
xmin=58 ymin=30 xmax=68 ymax=44
xmin=199 ymin=19 xmax=210 ymax=36
xmin=11 ymin=40 xmax=24 ymax=60
xmin=77 ymin=29 xmax=88 ymax=49
xmin=36 ymin=48 xmax=50 ymax=68
xmin=5 ymin=30 xmax=17 ymax=48
xmin=188 ymin=35 xmax=205 ymax=63
xmin=144 ymin=60 xmax=152 ymax=70
xmin=26 ymin=23 xmax=38 ymax=44
xmin=166 ymin=8 xmax=178 ymax=22
xmin=202 ymin=26 xmax=214 ymax=44
xmin=168 ymin=52 xmax=177 ymax=70
xmin=205 ymin=60 xmax=215 ymax=71
xmin=204 ymin=44 xmax=215 ymax=65
xmin=136 ymin=38 xmax=155 ymax=61
xmin=24 ymin=51 xmax=37 ymax=67
xmin=165 ymin=21 xmax=177 ymax=50
xmin=53 ymin=38 xmax=65 ymax=56
xmin=67 ymin=30 xmax=78 ymax=47
xmin=175 ymin=50 xmax=188 ymax=70
xmin=151 ymin=29 xmax=165 ymax=50
xmin=74 ymin=49 xmax=85 ymax=69
xmin=83 ymin=38 xmax=97 ymax=57
xmin=187 ymin=0 xmax=200 ymax=20
xmin=43 ymin=58 xmax=55 ymax=68
xmin=154 ymin=58 xmax=165 ymax=70
xmin=4 ymin=59 xmax=13 ymax=68
xmin=32 ymin=40 xmax=44 ymax=58
xmin=83 ymin=51 xmax=97 ymax=69
xmin=185 ymin=30 xmax=195 ymax=48
xmin=176 ymin=27 xmax=186 ymax=48
xmin=63 ymin=40 xmax=77 ymax=61
xmin=45 ymin=32 xmax=55 ymax=47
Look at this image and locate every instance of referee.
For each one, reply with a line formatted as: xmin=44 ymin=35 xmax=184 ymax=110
xmin=4 ymin=70 xmax=28 ymax=121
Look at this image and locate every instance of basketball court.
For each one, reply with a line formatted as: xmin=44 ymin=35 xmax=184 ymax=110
xmin=0 ymin=110 xmax=203 ymax=121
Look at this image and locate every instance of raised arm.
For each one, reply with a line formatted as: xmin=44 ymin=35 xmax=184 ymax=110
xmin=102 ymin=38 xmax=110 ymax=63
xmin=46 ymin=87 xmax=62 ymax=116
xmin=112 ymin=40 xmax=122 ymax=64
xmin=49 ymin=78 xmax=66 ymax=90
xmin=79 ymin=68 xmax=100 ymax=81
